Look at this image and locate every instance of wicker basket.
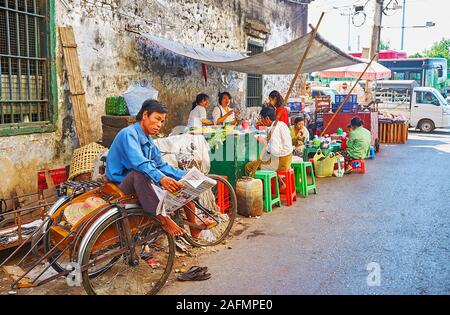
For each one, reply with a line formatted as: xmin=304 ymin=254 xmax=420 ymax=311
xmin=69 ymin=142 xmax=107 ymax=180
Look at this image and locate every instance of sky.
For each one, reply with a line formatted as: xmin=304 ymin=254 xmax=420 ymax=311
xmin=308 ymin=0 xmax=450 ymax=55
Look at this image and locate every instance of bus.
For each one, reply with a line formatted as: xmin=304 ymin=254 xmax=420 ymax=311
xmin=378 ymin=57 xmax=448 ymax=95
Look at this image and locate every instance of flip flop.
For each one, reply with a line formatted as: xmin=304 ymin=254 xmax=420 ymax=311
xmin=177 ymin=266 xmax=211 ymax=281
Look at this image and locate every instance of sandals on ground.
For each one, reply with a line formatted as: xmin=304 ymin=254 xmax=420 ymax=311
xmin=177 ymin=266 xmax=211 ymax=281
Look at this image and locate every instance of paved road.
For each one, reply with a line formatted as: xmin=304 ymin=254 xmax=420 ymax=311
xmin=162 ymin=128 xmax=450 ymax=295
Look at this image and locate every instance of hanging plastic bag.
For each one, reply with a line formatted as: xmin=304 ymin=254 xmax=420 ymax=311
xmin=123 ymin=79 xmax=159 ymax=116
xmin=316 ymin=152 xmax=336 ymax=178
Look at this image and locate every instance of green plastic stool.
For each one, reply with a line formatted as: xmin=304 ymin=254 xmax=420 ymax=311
xmin=291 ymin=161 xmax=305 ymax=194
xmin=291 ymin=161 xmax=317 ymax=198
xmin=254 ymin=170 xmax=281 ymax=213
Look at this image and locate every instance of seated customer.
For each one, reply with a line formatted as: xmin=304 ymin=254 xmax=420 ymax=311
xmin=290 ymin=116 xmax=310 ymax=157
xmin=341 ymin=116 xmax=371 ymax=173
xmin=106 ymin=99 xmax=210 ymax=238
xmin=246 ymin=106 xmax=293 ymax=189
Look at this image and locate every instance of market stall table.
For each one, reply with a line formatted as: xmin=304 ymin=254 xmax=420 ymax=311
xmin=304 ymin=142 xmax=341 ymax=159
xmin=207 ymin=130 xmax=264 ymax=188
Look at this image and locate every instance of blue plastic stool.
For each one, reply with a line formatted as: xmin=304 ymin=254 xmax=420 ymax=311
xmin=369 ymin=146 xmax=375 ymax=159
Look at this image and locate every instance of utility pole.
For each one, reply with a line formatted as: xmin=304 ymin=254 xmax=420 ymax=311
xmin=347 ymin=8 xmax=351 ymax=51
xmin=340 ymin=7 xmax=353 ymax=51
xmin=400 ymin=0 xmax=406 ymax=50
xmin=370 ymin=0 xmax=384 ymax=61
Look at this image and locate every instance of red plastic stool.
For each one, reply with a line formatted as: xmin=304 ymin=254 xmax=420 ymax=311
xmin=216 ymin=175 xmax=230 ymax=213
xmin=276 ymin=169 xmax=297 ymax=206
xmin=351 ymin=159 xmax=366 ymax=174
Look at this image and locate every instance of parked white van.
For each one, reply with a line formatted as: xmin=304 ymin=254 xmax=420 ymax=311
xmin=375 ymin=80 xmax=450 ymax=133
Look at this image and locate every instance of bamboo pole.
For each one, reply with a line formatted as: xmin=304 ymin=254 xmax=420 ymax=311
xmin=248 ymin=13 xmax=325 ymax=176
xmin=320 ymin=54 xmax=378 ymax=137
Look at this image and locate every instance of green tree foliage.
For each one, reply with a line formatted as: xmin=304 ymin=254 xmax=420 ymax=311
xmin=379 ymin=40 xmax=390 ymax=50
xmin=409 ymin=38 xmax=450 ymax=63
xmin=410 ymin=38 xmax=450 ymax=81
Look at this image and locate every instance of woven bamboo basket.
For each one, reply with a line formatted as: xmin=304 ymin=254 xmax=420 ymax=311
xmin=69 ymin=142 xmax=107 ymax=180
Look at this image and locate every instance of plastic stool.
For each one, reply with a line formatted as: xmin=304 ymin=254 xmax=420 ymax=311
xmin=291 ymin=162 xmax=306 ymax=194
xmin=216 ymin=175 xmax=229 ymax=214
xmin=300 ymin=161 xmax=318 ymax=197
xmin=351 ymin=159 xmax=366 ymax=174
xmin=308 ymin=158 xmax=315 ymax=175
xmin=254 ymin=170 xmax=281 ymax=212
xmin=276 ymin=169 xmax=297 ymax=206
xmin=292 ymin=161 xmax=318 ymax=197
xmin=369 ymin=146 xmax=375 ymax=159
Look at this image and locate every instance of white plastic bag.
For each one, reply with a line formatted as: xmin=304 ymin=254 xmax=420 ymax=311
xmin=123 ymin=79 xmax=159 ymax=116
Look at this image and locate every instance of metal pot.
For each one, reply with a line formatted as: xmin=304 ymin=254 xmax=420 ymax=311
xmin=320 ymin=141 xmax=330 ymax=150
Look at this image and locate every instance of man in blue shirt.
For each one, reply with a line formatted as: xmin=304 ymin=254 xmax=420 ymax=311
xmin=106 ymin=99 xmax=203 ymax=237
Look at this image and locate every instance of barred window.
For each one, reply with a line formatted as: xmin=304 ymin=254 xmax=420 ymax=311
xmin=0 ymin=0 xmax=50 ymax=127
xmin=246 ymin=42 xmax=263 ymax=107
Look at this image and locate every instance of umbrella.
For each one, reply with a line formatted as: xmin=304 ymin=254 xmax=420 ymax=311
xmin=314 ymin=59 xmax=391 ymax=80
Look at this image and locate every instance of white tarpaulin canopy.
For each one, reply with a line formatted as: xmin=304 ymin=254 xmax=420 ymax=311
xmin=139 ymin=31 xmax=361 ymax=75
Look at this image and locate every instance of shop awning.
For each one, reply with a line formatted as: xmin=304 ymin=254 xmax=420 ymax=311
xmin=313 ymin=60 xmax=391 ymax=80
xmin=138 ymin=31 xmax=361 ymax=75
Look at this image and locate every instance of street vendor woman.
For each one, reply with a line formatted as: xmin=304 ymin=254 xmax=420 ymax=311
xmin=187 ymin=93 xmax=214 ymax=128
xmin=341 ymin=116 xmax=371 ymax=173
xmin=290 ymin=116 xmax=310 ymax=157
xmin=106 ymin=99 xmax=210 ymax=237
xmin=269 ymin=90 xmax=290 ymax=126
xmin=246 ymin=106 xmax=293 ymax=189
xmin=212 ymin=91 xmax=239 ymax=126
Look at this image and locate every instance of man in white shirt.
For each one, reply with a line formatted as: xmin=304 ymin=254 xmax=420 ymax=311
xmin=247 ymin=106 xmax=293 ymax=189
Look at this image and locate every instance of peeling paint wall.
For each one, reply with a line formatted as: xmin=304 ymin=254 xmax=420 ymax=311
xmin=0 ymin=0 xmax=308 ymax=197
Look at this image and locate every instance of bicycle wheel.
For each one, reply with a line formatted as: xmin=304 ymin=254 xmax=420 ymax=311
xmin=80 ymin=209 xmax=175 ymax=295
xmin=43 ymin=218 xmax=72 ymax=273
xmin=177 ymin=174 xmax=237 ymax=247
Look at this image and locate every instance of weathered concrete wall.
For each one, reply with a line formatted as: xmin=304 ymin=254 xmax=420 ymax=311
xmin=0 ymin=0 xmax=307 ymax=197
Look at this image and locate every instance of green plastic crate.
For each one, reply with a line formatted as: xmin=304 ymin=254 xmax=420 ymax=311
xmin=105 ymin=96 xmax=129 ymax=116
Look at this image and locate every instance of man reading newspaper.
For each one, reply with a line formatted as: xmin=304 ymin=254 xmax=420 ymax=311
xmin=106 ymin=99 xmax=214 ymax=238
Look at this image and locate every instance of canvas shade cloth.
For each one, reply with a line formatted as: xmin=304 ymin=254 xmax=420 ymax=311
xmin=314 ymin=60 xmax=391 ymax=80
xmin=138 ymin=31 xmax=361 ymax=75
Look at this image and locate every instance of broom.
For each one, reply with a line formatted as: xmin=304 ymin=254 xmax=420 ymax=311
xmin=246 ymin=12 xmax=325 ymax=177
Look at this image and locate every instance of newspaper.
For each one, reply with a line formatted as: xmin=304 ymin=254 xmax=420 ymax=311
xmin=153 ymin=167 xmax=217 ymax=216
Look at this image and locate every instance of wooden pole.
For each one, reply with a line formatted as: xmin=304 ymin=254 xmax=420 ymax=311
xmin=320 ymin=54 xmax=377 ymax=137
xmin=254 ymin=12 xmax=325 ymax=169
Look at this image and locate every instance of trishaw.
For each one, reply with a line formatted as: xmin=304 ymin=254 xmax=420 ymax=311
xmin=1 ymin=173 xmax=237 ymax=295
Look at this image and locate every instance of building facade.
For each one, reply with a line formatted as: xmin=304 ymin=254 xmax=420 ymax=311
xmin=0 ymin=0 xmax=310 ymax=197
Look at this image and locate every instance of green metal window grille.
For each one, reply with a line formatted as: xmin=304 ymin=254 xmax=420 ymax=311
xmin=246 ymin=42 xmax=263 ymax=107
xmin=0 ymin=0 xmax=54 ymax=132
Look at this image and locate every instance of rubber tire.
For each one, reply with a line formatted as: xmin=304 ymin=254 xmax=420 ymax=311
xmin=80 ymin=209 xmax=175 ymax=295
xmin=419 ymin=119 xmax=435 ymax=133
xmin=43 ymin=218 xmax=69 ymax=273
xmin=181 ymin=174 xmax=237 ymax=247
